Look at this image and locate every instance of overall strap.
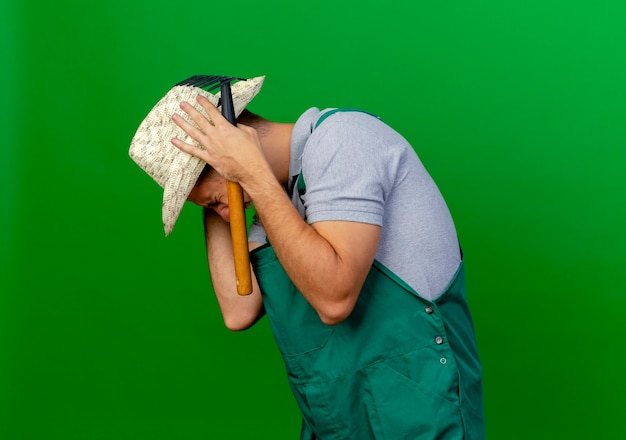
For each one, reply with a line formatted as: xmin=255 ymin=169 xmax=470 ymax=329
xmin=314 ymin=108 xmax=380 ymax=130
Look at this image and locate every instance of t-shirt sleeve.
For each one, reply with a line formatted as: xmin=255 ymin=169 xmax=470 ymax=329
xmin=248 ymin=214 xmax=267 ymax=244
xmin=300 ymin=112 xmax=398 ymax=226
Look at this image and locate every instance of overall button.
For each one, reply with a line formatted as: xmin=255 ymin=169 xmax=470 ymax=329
xmin=435 ymin=336 xmax=444 ymax=345
xmin=425 ymin=306 xmax=434 ymax=314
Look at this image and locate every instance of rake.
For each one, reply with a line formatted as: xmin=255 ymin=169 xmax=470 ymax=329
xmin=176 ymin=75 xmax=253 ymax=295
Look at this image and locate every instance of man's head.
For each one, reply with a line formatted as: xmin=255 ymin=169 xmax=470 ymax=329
xmin=129 ymin=76 xmax=265 ymax=235
xmin=186 ymin=166 xmax=251 ymax=222
xmin=184 ymin=109 xmax=268 ymax=221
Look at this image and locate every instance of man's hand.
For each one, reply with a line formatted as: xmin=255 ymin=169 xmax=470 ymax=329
xmin=170 ymin=95 xmax=268 ymax=184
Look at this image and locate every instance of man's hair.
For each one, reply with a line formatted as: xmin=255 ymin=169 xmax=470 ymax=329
xmin=236 ymin=109 xmax=270 ymax=135
xmin=198 ymin=164 xmax=212 ymax=183
xmin=197 ymin=109 xmax=269 ymax=183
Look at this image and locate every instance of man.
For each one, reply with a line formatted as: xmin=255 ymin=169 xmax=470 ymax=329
xmin=131 ymin=76 xmax=485 ymax=439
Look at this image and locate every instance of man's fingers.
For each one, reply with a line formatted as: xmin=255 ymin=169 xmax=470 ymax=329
xmin=196 ymin=95 xmax=226 ymax=125
xmin=171 ymin=109 xmax=206 ymax=143
xmin=170 ymin=136 xmax=199 ymax=157
xmin=169 ymin=113 xmax=208 ymax=160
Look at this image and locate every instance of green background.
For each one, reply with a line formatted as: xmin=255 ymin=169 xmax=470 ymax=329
xmin=2 ymin=0 xmax=625 ymax=438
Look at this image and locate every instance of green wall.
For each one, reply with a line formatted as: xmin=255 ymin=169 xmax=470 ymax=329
xmin=2 ymin=0 xmax=625 ymax=438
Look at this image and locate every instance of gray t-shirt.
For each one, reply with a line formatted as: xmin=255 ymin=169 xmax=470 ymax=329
xmin=250 ymin=108 xmax=461 ymax=300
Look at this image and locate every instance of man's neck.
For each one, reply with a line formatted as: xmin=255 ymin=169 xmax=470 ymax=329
xmin=259 ymin=122 xmax=294 ymax=186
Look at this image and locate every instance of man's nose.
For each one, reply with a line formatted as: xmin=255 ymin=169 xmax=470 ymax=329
xmin=215 ymin=204 xmax=230 ymax=223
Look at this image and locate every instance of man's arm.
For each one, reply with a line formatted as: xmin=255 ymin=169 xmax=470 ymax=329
xmin=205 ymin=186 xmax=379 ymax=327
xmin=203 ymin=208 xmax=264 ymax=331
xmin=246 ymin=171 xmax=381 ymax=325
xmin=172 ymin=97 xmax=380 ymax=325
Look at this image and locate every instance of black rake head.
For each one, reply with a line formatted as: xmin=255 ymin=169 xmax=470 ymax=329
xmin=175 ymin=75 xmax=244 ymax=92
xmin=175 ymin=75 xmax=246 ymax=124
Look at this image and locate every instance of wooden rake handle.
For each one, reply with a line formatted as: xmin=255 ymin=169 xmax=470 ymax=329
xmin=226 ymin=180 xmax=252 ymax=295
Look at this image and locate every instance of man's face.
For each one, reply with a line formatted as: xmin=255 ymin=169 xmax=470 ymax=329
xmin=187 ymin=170 xmax=251 ymax=222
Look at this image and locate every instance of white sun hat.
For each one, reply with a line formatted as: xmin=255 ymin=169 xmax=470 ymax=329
xmin=129 ymin=76 xmax=264 ymax=235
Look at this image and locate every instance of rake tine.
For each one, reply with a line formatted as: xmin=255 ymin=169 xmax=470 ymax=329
xmin=176 ymin=75 xmax=245 ymax=93
xmin=176 ymin=75 xmax=221 ymax=89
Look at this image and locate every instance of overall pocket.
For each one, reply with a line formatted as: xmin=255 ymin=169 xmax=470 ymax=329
xmin=367 ymin=346 xmax=464 ymax=439
xmin=296 ymin=347 xmax=464 ymax=440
